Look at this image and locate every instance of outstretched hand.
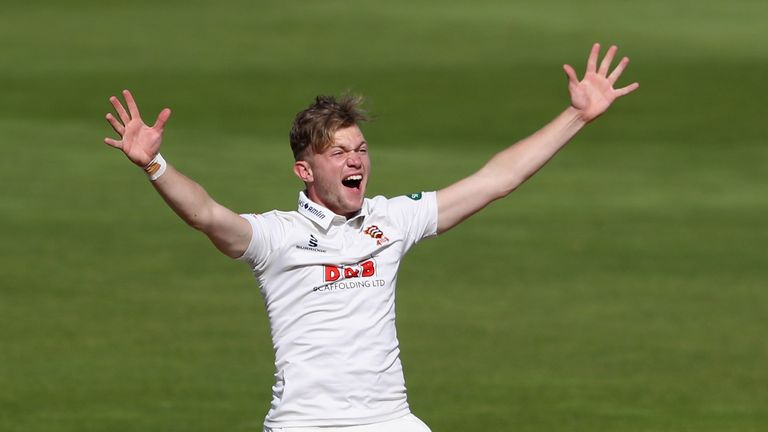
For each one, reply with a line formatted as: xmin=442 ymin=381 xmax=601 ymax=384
xmin=104 ymin=90 xmax=171 ymax=167
xmin=563 ymin=43 xmax=639 ymax=123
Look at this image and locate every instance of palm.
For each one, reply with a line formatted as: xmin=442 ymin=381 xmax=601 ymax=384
xmin=563 ymin=44 xmax=639 ymax=123
xmin=104 ymin=90 xmax=171 ymax=167
xmin=569 ymin=72 xmax=617 ymax=120
xmin=120 ymin=119 xmax=163 ymax=166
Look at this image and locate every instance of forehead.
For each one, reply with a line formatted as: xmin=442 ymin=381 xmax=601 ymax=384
xmin=331 ymin=125 xmax=366 ymax=148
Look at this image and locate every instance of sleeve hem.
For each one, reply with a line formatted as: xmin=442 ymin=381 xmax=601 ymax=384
xmin=235 ymin=214 xmax=260 ymax=263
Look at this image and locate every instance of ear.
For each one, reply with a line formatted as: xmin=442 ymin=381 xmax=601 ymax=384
xmin=293 ymin=160 xmax=313 ymax=183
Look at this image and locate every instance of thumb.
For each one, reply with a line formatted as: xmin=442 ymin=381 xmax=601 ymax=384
xmin=563 ymin=64 xmax=579 ymax=85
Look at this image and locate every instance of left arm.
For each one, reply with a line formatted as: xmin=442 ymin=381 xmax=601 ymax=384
xmin=437 ymin=43 xmax=639 ymax=233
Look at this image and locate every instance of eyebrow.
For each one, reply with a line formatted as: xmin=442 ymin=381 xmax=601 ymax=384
xmin=330 ymin=141 xmax=367 ymax=151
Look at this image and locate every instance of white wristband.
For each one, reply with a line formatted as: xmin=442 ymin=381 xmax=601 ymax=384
xmin=143 ymin=153 xmax=167 ymax=181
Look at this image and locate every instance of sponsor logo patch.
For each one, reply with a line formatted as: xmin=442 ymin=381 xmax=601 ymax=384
xmin=313 ymin=259 xmax=385 ymax=293
xmin=324 ymin=259 xmax=376 ymax=282
xmin=302 ymin=202 xmax=326 ymax=219
xmin=299 ymin=195 xmax=328 ymax=220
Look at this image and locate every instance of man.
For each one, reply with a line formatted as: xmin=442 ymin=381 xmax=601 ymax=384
xmin=104 ymin=44 xmax=638 ymax=431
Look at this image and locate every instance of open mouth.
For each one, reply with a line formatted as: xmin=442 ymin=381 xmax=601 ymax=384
xmin=341 ymin=174 xmax=363 ymax=189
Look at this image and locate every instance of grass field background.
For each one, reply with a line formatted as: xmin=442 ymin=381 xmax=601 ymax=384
xmin=1 ymin=1 xmax=767 ymax=431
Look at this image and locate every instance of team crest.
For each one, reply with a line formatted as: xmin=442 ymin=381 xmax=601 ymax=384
xmin=364 ymin=225 xmax=390 ymax=246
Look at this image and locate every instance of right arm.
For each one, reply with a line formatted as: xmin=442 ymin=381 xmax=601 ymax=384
xmin=104 ymin=90 xmax=251 ymax=259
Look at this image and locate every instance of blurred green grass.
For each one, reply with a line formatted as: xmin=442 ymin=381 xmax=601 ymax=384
xmin=1 ymin=1 xmax=767 ymax=431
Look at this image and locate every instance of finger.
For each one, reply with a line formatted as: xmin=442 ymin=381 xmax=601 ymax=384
xmin=104 ymin=137 xmax=123 ymax=150
xmin=110 ymin=95 xmax=130 ymax=124
xmin=608 ymin=56 xmax=630 ymax=85
xmin=614 ymin=82 xmax=640 ymax=97
xmin=598 ymin=45 xmax=618 ymax=76
xmin=586 ymin=43 xmax=600 ymax=74
xmin=563 ymin=64 xmax=579 ymax=85
xmin=105 ymin=113 xmax=125 ymax=135
xmin=152 ymin=108 xmax=172 ymax=130
xmin=122 ymin=89 xmax=142 ymax=121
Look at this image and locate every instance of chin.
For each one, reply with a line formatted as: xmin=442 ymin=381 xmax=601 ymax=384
xmin=342 ymin=187 xmax=365 ymax=206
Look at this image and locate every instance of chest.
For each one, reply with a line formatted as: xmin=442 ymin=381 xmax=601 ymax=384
xmin=259 ymin=221 xmax=406 ymax=310
xmin=283 ymin=220 xmax=403 ymax=267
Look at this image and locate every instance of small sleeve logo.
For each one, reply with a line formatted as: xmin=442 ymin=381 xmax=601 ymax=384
xmin=407 ymin=192 xmax=422 ymax=201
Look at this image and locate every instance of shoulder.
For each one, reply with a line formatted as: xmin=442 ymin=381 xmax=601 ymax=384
xmin=367 ymin=192 xmax=434 ymax=214
xmin=364 ymin=192 xmax=438 ymax=246
xmin=237 ymin=209 xmax=305 ymax=266
xmin=365 ymin=192 xmax=437 ymax=230
xmin=243 ymin=209 xmax=299 ymax=224
xmin=241 ymin=209 xmax=305 ymax=238
xmin=367 ymin=192 xmax=430 ymax=208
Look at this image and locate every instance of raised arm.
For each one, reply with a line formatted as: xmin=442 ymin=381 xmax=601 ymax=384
xmin=104 ymin=90 xmax=251 ymax=258
xmin=436 ymin=43 xmax=639 ymax=233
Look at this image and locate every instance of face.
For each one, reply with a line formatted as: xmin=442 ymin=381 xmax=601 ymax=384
xmin=294 ymin=125 xmax=370 ymax=218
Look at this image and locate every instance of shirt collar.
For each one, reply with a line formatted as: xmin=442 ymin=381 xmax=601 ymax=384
xmin=297 ymin=191 xmax=370 ymax=230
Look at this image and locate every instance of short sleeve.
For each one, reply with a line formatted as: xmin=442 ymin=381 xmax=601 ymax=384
xmin=236 ymin=212 xmax=286 ymax=271
xmin=385 ymin=191 xmax=438 ymax=253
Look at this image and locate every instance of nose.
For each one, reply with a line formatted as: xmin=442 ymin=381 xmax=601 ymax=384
xmin=346 ymin=152 xmax=362 ymax=167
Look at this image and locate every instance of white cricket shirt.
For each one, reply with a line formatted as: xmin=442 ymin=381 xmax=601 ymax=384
xmin=238 ymin=191 xmax=438 ymax=428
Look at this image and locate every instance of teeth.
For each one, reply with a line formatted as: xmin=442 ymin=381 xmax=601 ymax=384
xmin=344 ymin=175 xmax=363 ymax=181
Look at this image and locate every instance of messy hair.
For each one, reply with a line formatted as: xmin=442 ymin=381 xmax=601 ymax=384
xmin=289 ymin=94 xmax=368 ymax=160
